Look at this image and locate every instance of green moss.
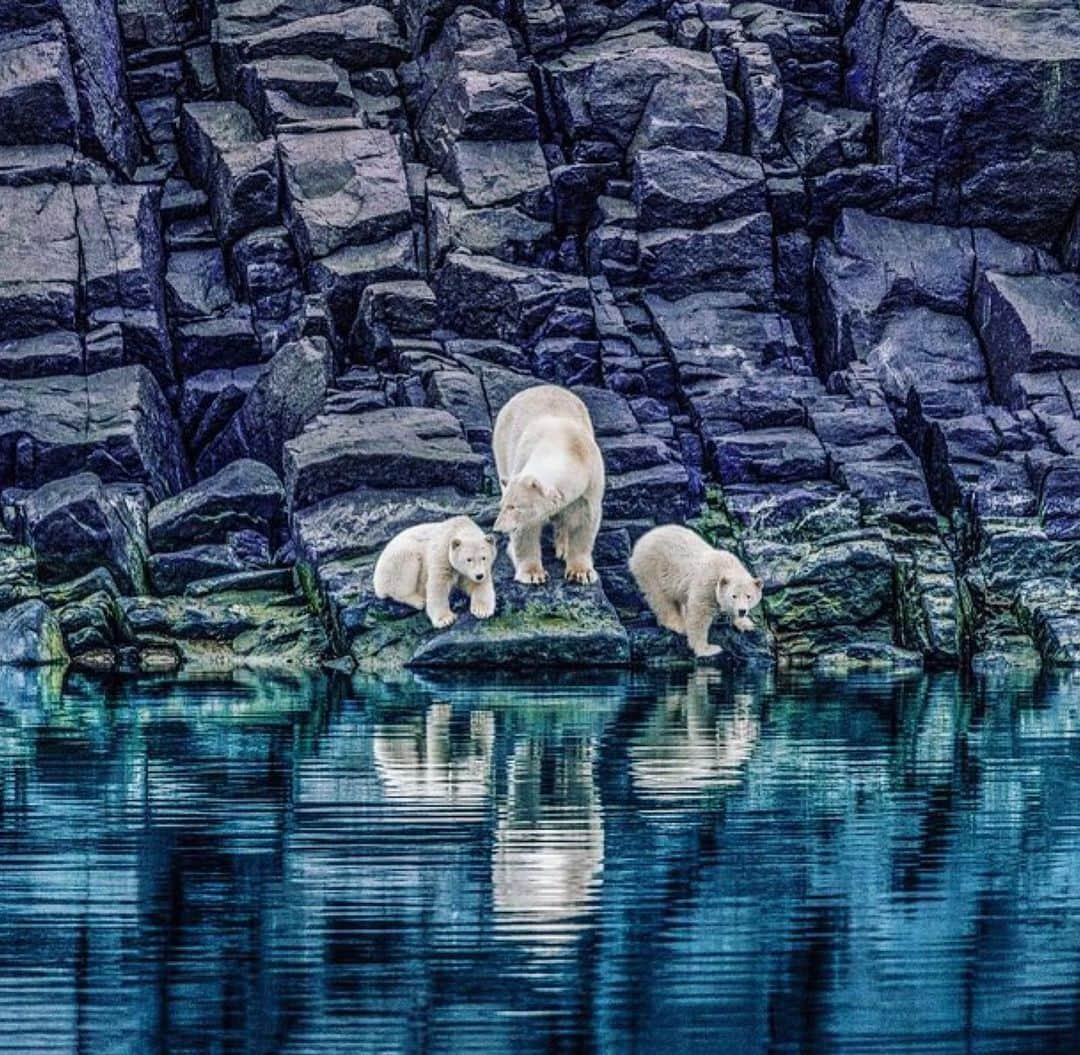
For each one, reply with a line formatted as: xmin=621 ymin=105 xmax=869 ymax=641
xmin=688 ymin=486 xmax=737 ymax=546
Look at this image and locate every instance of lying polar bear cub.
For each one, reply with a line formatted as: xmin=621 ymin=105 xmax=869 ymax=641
xmin=630 ymin=525 xmax=763 ymax=658
xmin=374 ymin=516 xmax=497 ymax=628
xmin=492 ymin=384 xmax=605 ymax=585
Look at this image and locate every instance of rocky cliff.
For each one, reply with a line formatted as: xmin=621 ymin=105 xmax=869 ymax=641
xmin=0 ymin=0 xmax=1076 ymax=672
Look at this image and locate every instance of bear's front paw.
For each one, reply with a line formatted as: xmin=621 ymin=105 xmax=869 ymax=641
xmin=564 ymin=564 xmax=598 ymax=585
xmin=515 ymin=565 xmax=548 ymax=585
xmin=471 ymin=599 xmax=495 ymax=619
xmin=429 ymin=611 xmax=457 ymax=629
xmin=693 ymin=644 xmax=723 ymax=659
xmin=734 ymin=616 xmax=754 ymax=633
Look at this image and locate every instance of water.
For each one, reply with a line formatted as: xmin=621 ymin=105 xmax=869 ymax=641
xmin=0 ymin=666 xmax=1078 ymax=1055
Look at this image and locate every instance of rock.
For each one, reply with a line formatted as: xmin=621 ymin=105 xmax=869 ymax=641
xmin=712 ymin=427 xmax=828 ymax=484
xmin=0 ymin=22 xmax=79 ymax=147
xmin=230 ymin=5 xmax=406 ymax=74
xmin=814 ymin=208 xmax=977 ymax=372
xmin=198 ymin=337 xmax=331 ymax=478
xmin=543 ymin=27 xmax=727 ymax=151
xmin=638 ymin=212 xmax=774 ymax=301
xmin=436 ymin=252 xmax=592 ymax=345
xmin=0 ymin=184 xmax=79 ymax=340
xmin=0 ymin=600 xmax=67 ymax=665
xmin=166 ymin=248 xmax=233 ymax=320
xmin=0 ymin=366 xmax=187 ymax=500
xmin=21 ymin=472 xmax=148 ymax=593
xmin=974 ymin=271 xmax=1080 ymax=405
xmin=872 ymin=1 xmax=1080 ymax=242
xmin=148 ymin=530 xmax=271 ymax=595
xmin=279 ymin=128 xmax=412 ymax=261
xmin=179 ymin=101 xmax=279 ymax=242
xmin=633 ymin=148 xmax=766 ymax=230
xmin=284 ymin=407 xmax=486 ymax=510
xmin=118 ymin=589 xmax=328 ymax=669
xmin=75 ymin=182 xmax=171 ymax=384
xmin=148 ymin=459 xmax=285 ymax=552
xmin=173 ymin=309 xmax=260 ymax=376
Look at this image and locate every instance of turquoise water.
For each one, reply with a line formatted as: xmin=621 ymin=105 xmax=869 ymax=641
xmin=0 ymin=666 xmax=1077 ymax=1054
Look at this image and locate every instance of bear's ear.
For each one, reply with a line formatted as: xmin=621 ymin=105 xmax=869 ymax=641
xmin=718 ymin=576 xmax=729 ymax=589
xmin=451 ymin=537 xmax=462 ymax=550
xmin=528 ymin=477 xmax=543 ymax=491
xmin=499 ymin=476 xmax=508 ymax=489
xmin=485 ymin=533 xmax=497 ymax=551
xmin=753 ymin=577 xmax=763 ymax=591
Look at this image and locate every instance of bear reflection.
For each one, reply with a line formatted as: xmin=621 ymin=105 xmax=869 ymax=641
xmin=492 ymin=735 xmax=604 ymax=951
xmin=373 ymin=702 xmax=494 ymax=811
xmin=629 ymin=671 xmax=760 ymax=804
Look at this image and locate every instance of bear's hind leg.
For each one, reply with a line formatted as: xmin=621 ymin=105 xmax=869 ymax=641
xmin=510 ymin=524 xmax=547 ymax=585
xmin=654 ymin=597 xmax=685 ymax=635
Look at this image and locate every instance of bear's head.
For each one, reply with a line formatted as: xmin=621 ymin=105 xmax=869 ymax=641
xmin=493 ymin=475 xmax=564 ymax=534
xmin=449 ymin=531 xmax=497 ymax=583
xmin=715 ymin=573 xmax=764 ymax=622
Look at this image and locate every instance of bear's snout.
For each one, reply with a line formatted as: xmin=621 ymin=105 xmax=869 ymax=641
xmin=737 ymin=606 xmax=748 ymax=617
xmin=474 ymin=571 xmax=486 ymax=582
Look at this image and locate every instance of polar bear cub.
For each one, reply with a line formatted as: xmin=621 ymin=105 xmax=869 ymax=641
xmin=492 ymin=384 xmax=605 ymax=586
xmin=630 ymin=525 xmax=763 ymax=658
xmin=373 ymin=516 xmax=497 ymax=629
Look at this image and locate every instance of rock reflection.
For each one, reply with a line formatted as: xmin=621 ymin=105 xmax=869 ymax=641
xmin=629 ymin=670 xmax=760 ymax=805
xmin=492 ymin=733 xmax=604 ymax=953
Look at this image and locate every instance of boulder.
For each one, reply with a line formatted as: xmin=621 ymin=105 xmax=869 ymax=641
xmin=435 ymin=252 xmax=593 ymax=345
xmin=279 ymin=129 xmax=412 ymax=261
xmin=0 ymin=600 xmax=67 ymax=665
xmin=0 ymin=21 xmax=79 ymax=147
xmin=633 ymin=149 xmax=766 ymax=230
xmin=974 ymin=271 xmax=1080 ymax=405
xmin=0 ymin=184 xmax=79 ymax=340
xmin=148 ymin=459 xmax=285 ymax=552
xmin=638 ymin=212 xmax=774 ymax=301
xmin=179 ymin=101 xmax=279 ymax=242
xmin=118 ymin=589 xmax=328 ymax=669
xmin=283 ymin=407 xmax=486 ymax=510
xmin=148 ymin=531 xmax=271 ymax=595
xmin=197 ymin=337 xmax=331 ymax=477
xmin=0 ymin=366 xmax=187 ymax=500
xmin=872 ymin=1 xmax=1080 ymax=241
xmin=22 ymin=472 xmax=148 ymax=592
xmin=75 ymin=182 xmax=172 ymax=385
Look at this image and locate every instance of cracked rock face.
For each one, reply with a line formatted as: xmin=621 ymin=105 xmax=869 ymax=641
xmin=0 ymin=0 xmax=1075 ymax=672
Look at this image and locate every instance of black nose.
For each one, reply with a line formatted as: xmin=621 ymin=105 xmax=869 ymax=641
xmin=476 ymin=572 xmax=485 ymax=581
xmin=738 ymin=607 xmax=748 ymax=617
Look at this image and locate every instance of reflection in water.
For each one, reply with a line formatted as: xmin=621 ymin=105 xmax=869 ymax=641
xmin=374 ymin=702 xmax=494 ymax=807
xmin=629 ymin=669 xmax=760 ymax=804
xmin=492 ymin=735 xmax=604 ymax=952
xmin=0 ymin=667 xmax=1078 ymax=1053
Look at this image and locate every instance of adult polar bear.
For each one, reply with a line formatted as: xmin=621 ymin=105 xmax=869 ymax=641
xmin=493 ymin=385 xmax=605 ymax=585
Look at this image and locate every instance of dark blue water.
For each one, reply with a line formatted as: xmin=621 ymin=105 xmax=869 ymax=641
xmin=0 ymin=666 xmax=1077 ymax=1054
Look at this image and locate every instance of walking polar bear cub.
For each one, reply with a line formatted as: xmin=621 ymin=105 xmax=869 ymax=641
xmin=630 ymin=525 xmax=763 ymax=658
xmin=492 ymin=385 xmax=605 ymax=585
xmin=373 ymin=516 xmax=497 ymax=628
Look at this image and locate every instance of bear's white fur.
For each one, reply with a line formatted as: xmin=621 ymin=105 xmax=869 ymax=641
xmin=629 ymin=525 xmax=763 ymax=658
xmin=492 ymin=384 xmax=605 ymax=586
xmin=373 ymin=516 xmax=497 ymax=629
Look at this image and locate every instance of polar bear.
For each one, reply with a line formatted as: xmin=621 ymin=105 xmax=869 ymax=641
xmin=492 ymin=384 xmax=605 ymax=586
xmin=629 ymin=525 xmax=763 ymax=658
xmin=373 ymin=516 xmax=497 ymax=628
